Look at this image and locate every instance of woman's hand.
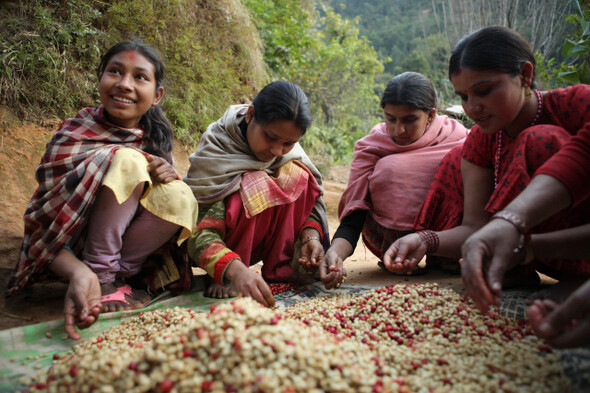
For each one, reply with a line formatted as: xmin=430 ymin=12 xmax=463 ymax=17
xmin=382 ymin=233 xmax=426 ymax=274
xmin=527 ymin=280 xmax=590 ymax=348
xmin=461 ymin=219 xmax=521 ymax=313
xmin=299 ymin=228 xmax=324 ymax=270
xmin=320 ymin=238 xmax=350 ymax=289
xmin=225 ymin=259 xmax=275 ymax=307
xmin=147 ymin=154 xmax=178 ymax=184
xmin=64 ymin=268 xmax=102 ymax=340
xmin=50 ymin=249 xmax=102 ymax=340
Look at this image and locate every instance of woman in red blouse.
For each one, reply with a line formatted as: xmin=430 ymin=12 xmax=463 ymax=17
xmin=382 ymin=26 xmax=590 ymax=311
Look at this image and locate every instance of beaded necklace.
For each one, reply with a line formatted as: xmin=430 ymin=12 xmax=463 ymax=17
xmin=494 ymin=89 xmax=543 ymax=188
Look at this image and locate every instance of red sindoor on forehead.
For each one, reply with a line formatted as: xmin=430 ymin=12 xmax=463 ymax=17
xmin=128 ymin=52 xmax=136 ymax=60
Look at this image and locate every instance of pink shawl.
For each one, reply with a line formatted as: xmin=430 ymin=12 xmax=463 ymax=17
xmin=338 ymin=115 xmax=468 ymax=231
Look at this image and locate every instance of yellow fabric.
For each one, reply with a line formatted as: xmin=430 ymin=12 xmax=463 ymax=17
xmin=240 ymin=160 xmax=310 ymax=218
xmin=101 ymin=148 xmax=198 ymax=245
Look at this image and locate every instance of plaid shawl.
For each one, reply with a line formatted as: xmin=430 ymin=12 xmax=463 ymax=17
xmin=6 ymin=106 xmax=146 ymax=296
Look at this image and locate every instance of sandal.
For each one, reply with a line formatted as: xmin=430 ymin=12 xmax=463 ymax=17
xmin=100 ymin=284 xmax=133 ymax=305
xmin=377 ymin=261 xmax=428 ymax=276
xmin=100 ymin=284 xmax=151 ymax=312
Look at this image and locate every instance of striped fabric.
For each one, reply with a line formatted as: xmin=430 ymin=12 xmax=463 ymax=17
xmin=240 ymin=160 xmax=310 ymax=218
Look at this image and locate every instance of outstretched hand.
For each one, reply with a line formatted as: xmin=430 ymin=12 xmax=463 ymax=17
xmin=461 ymin=219 xmax=522 ymax=313
xmin=63 ymin=267 xmax=102 ymax=340
xmin=225 ymin=260 xmax=275 ymax=307
xmin=527 ymin=280 xmax=590 ymax=348
xmin=299 ymin=237 xmax=324 ymax=270
xmin=320 ymin=247 xmax=347 ymax=289
xmin=147 ymin=154 xmax=178 ymax=184
xmin=382 ymin=233 xmax=425 ymax=274
xmin=49 ymin=249 xmax=103 ymax=340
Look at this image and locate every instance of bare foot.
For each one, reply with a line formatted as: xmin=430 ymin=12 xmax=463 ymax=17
xmin=204 ymin=276 xmax=239 ymax=299
xmin=100 ymin=281 xmax=151 ymax=313
xmin=527 ymin=275 xmax=588 ymax=305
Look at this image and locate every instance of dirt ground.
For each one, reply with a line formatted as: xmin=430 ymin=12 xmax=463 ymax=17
xmin=0 ymin=127 xmax=464 ymax=334
xmin=0 ymin=116 xmax=551 ymax=334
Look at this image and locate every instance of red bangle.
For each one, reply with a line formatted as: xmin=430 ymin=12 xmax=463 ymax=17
xmin=416 ymin=230 xmax=439 ymax=254
xmin=491 ymin=210 xmax=528 ymax=235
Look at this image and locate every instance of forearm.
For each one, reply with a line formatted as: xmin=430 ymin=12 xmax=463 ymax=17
xmin=327 ymin=237 xmax=354 ymax=261
xmin=333 ymin=210 xmax=367 ymax=251
xmin=224 ymin=258 xmax=251 ymax=284
xmin=532 ymin=223 xmax=590 ymax=260
xmin=49 ymin=248 xmax=93 ymax=280
xmin=503 ymin=174 xmax=572 ymax=228
xmin=435 ymin=225 xmax=481 ymax=258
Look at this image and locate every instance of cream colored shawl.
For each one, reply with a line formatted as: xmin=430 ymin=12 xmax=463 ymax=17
xmin=183 ymin=104 xmax=329 ymax=243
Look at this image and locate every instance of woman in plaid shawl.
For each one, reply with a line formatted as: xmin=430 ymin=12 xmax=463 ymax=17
xmin=7 ymin=41 xmax=198 ymax=339
xmin=184 ymin=81 xmax=331 ymax=307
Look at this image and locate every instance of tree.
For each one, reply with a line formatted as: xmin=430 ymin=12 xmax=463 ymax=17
xmin=556 ymin=0 xmax=590 ymax=84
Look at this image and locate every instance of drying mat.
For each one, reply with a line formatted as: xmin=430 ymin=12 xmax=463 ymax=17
xmin=1 ymin=281 xmax=588 ymax=392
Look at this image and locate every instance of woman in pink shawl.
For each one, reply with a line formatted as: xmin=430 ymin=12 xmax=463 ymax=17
xmin=321 ymin=72 xmax=468 ymax=288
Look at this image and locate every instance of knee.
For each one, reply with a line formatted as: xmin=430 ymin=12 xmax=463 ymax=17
xmin=160 ymin=180 xmax=198 ymax=215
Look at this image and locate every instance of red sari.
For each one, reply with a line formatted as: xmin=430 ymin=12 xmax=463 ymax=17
xmin=416 ymin=85 xmax=590 ymax=277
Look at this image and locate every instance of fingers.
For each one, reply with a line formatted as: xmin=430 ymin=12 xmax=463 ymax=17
xmin=259 ymin=281 xmax=276 ymax=308
xmin=548 ymin=319 xmax=590 ymax=348
xmin=64 ymin=314 xmax=81 ymax=340
xmin=460 ymin=256 xmax=494 ymax=314
xmin=383 ymin=242 xmax=400 ymax=269
xmin=486 ymin=238 xmax=519 ymax=297
xmin=246 ymin=279 xmax=275 ymax=307
xmin=319 ymin=250 xmax=346 ymax=289
xmin=461 ymin=240 xmax=497 ymax=313
xmin=527 ymin=300 xmax=557 ymax=338
xmin=309 ymin=243 xmax=324 ymax=264
xmin=538 ymin=287 xmax=590 ymax=347
xmin=63 ymin=299 xmax=82 ymax=340
xmin=146 ymin=155 xmax=177 ymax=183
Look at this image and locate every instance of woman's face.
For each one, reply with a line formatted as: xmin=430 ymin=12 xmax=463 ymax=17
xmin=451 ymin=67 xmax=526 ymax=135
xmin=99 ymin=50 xmax=163 ymax=129
xmin=245 ymin=106 xmax=302 ymax=162
xmin=383 ymin=104 xmax=435 ymax=145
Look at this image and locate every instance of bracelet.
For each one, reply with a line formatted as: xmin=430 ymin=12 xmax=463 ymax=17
xmin=416 ymin=230 xmax=439 ymax=254
xmin=491 ymin=210 xmax=528 ymax=235
xmin=513 ymin=233 xmax=534 ymax=265
xmin=301 ymin=236 xmax=320 ymax=246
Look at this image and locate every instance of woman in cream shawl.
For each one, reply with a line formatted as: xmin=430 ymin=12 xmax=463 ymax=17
xmin=321 ymin=72 xmax=468 ymax=288
xmin=184 ymin=81 xmax=329 ymax=307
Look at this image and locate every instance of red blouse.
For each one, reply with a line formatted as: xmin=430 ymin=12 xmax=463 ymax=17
xmin=462 ymin=84 xmax=590 ymax=205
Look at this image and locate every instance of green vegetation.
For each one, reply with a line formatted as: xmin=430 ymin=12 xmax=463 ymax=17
xmin=1 ymin=0 xmax=589 ymax=164
xmin=556 ymin=0 xmax=590 ymax=84
xmin=0 ymin=1 xmax=104 ymax=120
xmin=244 ymin=0 xmax=384 ymax=163
xmin=0 ymin=0 xmax=267 ymax=148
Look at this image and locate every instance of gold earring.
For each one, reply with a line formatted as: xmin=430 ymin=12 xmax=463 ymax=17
xmin=523 ymin=83 xmax=532 ymax=97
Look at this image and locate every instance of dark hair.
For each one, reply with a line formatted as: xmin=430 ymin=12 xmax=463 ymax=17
xmin=449 ymin=26 xmax=537 ymax=88
xmin=380 ymin=72 xmax=437 ymax=112
xmin=251 ymin=81 xmax=313 ymax=135
xmin=98 ymin=40 xmax=174 ymax=163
